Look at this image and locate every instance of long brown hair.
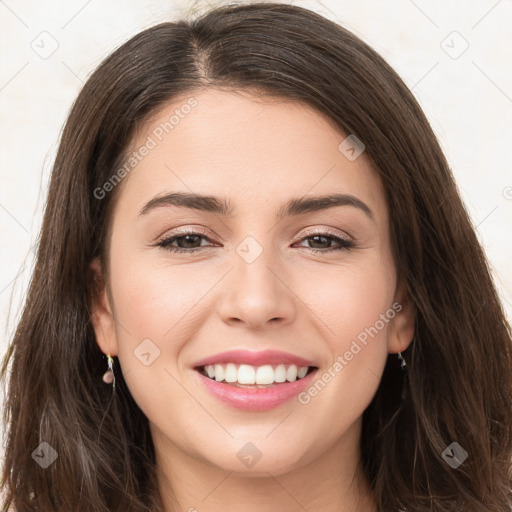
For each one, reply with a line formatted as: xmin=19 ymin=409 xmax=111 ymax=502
xmin=2 ymin=3 xmax=511 ymax=511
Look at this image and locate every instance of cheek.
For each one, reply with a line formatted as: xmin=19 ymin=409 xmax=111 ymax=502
xmin=308 ymin=256 xmax=396 ymax=347
xmin=109 ymin=251 xmax=209 ymax=340
xmin=296 ymin=255 xmax=396 ymax=413
xmin=108 ymin=255 xmax=207 ymax=419
xmin=294 ymin=262 xmax=395 ymax=416
xmin=106 ymin=245 xmax=207 ymax=390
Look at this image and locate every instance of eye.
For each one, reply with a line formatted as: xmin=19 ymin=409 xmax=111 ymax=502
xmin=155 ymin=229 xmax=215 ymax=253
xmin=293 ymin=232 xmax=354 ymax=253
xmin=155 ymin=229 xmax=354 ymax=254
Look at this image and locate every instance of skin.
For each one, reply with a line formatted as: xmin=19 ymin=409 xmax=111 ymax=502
xmin=91 ymin=88 xmax=415 ymax=512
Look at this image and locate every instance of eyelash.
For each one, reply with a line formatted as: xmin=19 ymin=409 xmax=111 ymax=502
xmin=155 ymin=229 xmax=354 ymax=254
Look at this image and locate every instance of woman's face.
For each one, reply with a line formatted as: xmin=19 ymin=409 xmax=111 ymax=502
xmin=91 ymin=88 xmax=414 ymax=477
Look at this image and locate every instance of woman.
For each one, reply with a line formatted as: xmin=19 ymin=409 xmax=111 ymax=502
xmin=1 ymin=2 xmax=511 ymax=511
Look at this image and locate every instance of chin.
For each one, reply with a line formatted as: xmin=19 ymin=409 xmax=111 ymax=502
xmin=204 ymin=443 xmax=312 ymax=477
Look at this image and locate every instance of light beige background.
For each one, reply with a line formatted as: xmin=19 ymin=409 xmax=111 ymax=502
xmin=1 ymin=0 xmax=511 ymax=447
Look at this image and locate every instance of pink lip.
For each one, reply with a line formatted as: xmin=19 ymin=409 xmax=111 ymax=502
xmin=194 ymin=367 xmax=319 ymax=411
xmin=192 ymin=349 xmax=316 ymax=368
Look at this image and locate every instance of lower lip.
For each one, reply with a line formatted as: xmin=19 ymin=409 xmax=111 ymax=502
xmin=194 ymin=368 xmax=318 ymax=411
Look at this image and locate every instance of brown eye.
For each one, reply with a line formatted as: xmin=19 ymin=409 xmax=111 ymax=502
xmin=156 ymin=231 xmax=214 ymax=253
xmin=294 ymin=233 xmax=354 ymax=253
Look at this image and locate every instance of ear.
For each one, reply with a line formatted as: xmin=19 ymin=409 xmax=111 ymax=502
xmin=387 ymin=280 xmax=415 ymax=354
xmin=89 ymin=257 xmax=118 ymax=357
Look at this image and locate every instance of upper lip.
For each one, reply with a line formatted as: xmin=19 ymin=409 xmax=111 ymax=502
xmin=193 ymin=349 xmax=317 ymax=369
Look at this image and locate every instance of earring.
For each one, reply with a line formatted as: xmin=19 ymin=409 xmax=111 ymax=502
xmin=397 ymin=352 xmax=407 ymax=372
xmin=397 ymin=351 xmax=409 ymax=401
xmin=102 ymin=354 xmax=115 ymax=389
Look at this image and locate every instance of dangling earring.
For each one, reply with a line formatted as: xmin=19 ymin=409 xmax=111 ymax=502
xmin=397 ymin=352 xmax=407 ymax=372
xmin=398 ymin=351 xmax=409 ymax=401
xmin=102 ymin=354 xmax=115 ymax=390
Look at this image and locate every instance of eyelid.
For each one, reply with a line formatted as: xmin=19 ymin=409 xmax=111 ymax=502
xmin=297 ymin=225 xmax=352 ymax=241
xmin=155 ymin=225 xmax=213 ymax=243
xmin=155 ymin=225 xmax=351 ymax=245
xmin=153 ymin=224 xmax=356 ymax=258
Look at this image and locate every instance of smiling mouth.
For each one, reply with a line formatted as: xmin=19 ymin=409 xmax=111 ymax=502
xmin=194 ymin=363 xmax=318 ymax=388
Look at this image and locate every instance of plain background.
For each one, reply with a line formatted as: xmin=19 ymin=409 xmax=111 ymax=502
xmin=0 ymin=0 xmax=511 ymax=449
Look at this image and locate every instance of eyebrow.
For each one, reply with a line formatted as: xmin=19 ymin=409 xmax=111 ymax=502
xmin=138 ymin=192 xmax=374 ymax=221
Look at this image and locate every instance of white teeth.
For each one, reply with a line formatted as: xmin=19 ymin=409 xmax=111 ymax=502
xmin=238 ymin=364 xmax=256 ymax=384
xmin=224 ymin=363 xmax=238 ymax=382
xmin=214 ymin=364 xmax=224 ymax=382
xmin=202 ymin=363 xmax=312 ymax=385
xmin=297 ymin=366 xmax=308 ymax=378
xmin=255 ymin=365 xmax=274 ymax=385
xmin=286 ymin=365 xmax=297 ymax=382
xmin=274 ymin=364 xmax=287 ymax=383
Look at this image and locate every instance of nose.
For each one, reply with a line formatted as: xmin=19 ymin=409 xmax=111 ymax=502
xmin=217 ymin=241 xmax=297 ymax=330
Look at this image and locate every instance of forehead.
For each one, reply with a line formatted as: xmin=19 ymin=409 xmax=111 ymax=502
xmin=112 ymin=88 xmax=388 ymax=223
